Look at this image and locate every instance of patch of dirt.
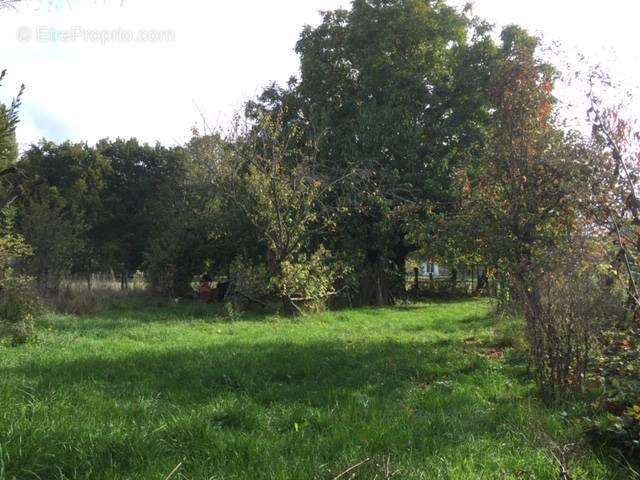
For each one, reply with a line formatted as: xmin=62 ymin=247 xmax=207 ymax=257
xmin=411 ymin=380 xmax=430 ymax=390
xmin=482 ymin=347 xmax=505 ymax=359
xmin=462 ymin=342 xmax=506 ymax=359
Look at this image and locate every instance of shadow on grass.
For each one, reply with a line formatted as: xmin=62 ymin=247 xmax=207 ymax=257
xmin=1 ymin=339 xmax=536 ymax=476
xmin=3 ymin=329 xmax=627 ymax=479
xmin=6 ymin=339 xmax=491 ymax=408
xmin=38 ymin=300 xmax=231 ymax=334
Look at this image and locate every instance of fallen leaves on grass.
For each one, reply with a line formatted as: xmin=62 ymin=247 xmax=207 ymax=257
xmin=483 ymin=347 xmax=505 ymax=359
xmin=462 ymin=337 xmax=505 ymax=359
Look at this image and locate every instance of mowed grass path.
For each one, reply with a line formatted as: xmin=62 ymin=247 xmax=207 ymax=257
xmin=0 ymin=299 xmax=621 ymax=479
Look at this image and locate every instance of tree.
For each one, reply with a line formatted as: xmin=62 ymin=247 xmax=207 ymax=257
xmin=96 ymin=138 xmax=187 ymax=287
xmin=0 ymin=69 xmax=37 ymax=343
xmin=19 ymin=141 xmax=110 ymax=289
xmin=248 ymin=0 xmax=496 ymax=305
xmin=214 ymin=113 xmax=340 ymax=312
xmin=19 ymin=195 xmax=81 ymax=294
xmin=143 ymin=132 xmax=235 ymax=296
xmin=17 ymin=138 xmax=188 ymax=292
xmin=457 ymin=26 xmax=601 ymax=400
xmin=0 ymin=69 xmax=24 ymax=207
xmin=459 ymin=27 xmax=586 ymax=283
xmin=574 ymin=73 xmax=640 ymax=458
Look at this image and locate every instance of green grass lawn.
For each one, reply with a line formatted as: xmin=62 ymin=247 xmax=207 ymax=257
xmin=0 ymin=299 xmax=626 ymax=479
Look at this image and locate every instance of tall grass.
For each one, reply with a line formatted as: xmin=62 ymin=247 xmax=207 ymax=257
xmin=50 ymin=277 xmax=149 ymax=315
xmin=0 ymin=299 xmax=628 ymax=479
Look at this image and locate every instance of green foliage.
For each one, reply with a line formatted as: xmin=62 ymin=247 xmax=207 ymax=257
xmin=0 ymin=208 xmax=30 ymax=265
xmin=0 ymin=69 xmax=24 ymax=170
xmin=588 ymin=329 xmax=640 ymax=461
xmin=580 ymin=91 xmax=640 ymax=463
xmin=0 ymin=208 xmax=38 ymax=344
xmin=0 ymin=70 xmax=38 ymax=344
xmin=245 ymin=0 xmax=498 ymax=305
xmin=16 ymin=138 xmax=189 ymax=294
xmin=1 ymin=4 xmax=637 ymax=472
xmin=454 ymin=26 xmax=586 ymax=277
xmin=1 ymin=4 xmax=514 ymax=310
xmin=239 ymin=115 xmax=322 ymax=265
xmin=144 ymin=224 xmax=213 ymax=297
xmin=227 ymin=256 xmax=272 ymax=307
xmin=20 ymin=195 xmax=83 ymax=293
xmin=0 ymin=273 xmax=38 ymax=344
xmin=273 ymin=246 xmax=337 ymax=312
xmin=199 ymin=112 xmax=346 ymax=313
xmin=95 ymin=138 xmax=188 ymax=279
xmin=444 ymin=26 xmax=611 ymax=404
xmin=18 ymin=140 xmax=109 ymax=289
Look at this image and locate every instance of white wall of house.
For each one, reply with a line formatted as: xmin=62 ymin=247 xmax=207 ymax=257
xmin=418 ymin=264 xmax=485 ymax=280
xmin=419 ymin=262 xmax=446 ymax=277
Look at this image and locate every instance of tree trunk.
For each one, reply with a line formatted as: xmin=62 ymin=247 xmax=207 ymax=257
xmin=357 ymin=250 xmax=394 ymax=306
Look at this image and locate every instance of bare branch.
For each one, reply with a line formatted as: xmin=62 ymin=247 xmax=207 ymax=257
xmin=0 ymin=0 xmax=22 ymax=11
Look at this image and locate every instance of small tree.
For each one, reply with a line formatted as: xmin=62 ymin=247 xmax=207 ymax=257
xmin=0 ymin=208 xmax=37 ymax=343
xmin=0 ymin=69 xmax=37 ymax=344
xmin=0 ymin=69 xmax=24 ymax=194
xmin=19 ymin=196 xmax=81 ymax=295
xmin=220 ymin=113 xmax=340 ymax=312
xmin=458 ymin=28 xmax=598 ymax=400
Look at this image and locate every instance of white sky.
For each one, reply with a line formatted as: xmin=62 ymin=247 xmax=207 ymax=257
xmin=1 ymin=0 xmax=639 ymax=148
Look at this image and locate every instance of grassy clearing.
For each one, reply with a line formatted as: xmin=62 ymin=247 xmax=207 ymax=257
xmin=0 ymin=299 xmax=625 ymax=479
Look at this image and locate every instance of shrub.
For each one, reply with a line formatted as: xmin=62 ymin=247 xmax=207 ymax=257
xmin=518 ymin=248 xmax=624 ymax=402
xmin=520 ymin=275 xmax=589 ymax=401
xmin=225 ymin=249 xmax=343 ymax=314
xmin=51 ymin=285 xmax=151 ymax=315
xmin=272 ymin=247 xmax=337 ymax=313
xmin=0 ymin=209 xmax=39 ymax=344
xmin=587 ymin=329 xmax=640 ymax=461
xmin=226 ymin=257 xmax=272 ymax=310
xmin=52 ymin=287 xmax=104 ymax=316
xmin=0 ymin=274 xmax=39 ymax=344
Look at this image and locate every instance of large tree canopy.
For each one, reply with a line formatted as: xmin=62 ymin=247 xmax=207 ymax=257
xmin=295 ymin=0 xmax=487 ymax=197
xmin=3 ymin=1 xmax=598 ymax=311
xmin=245 ymin=0 xmax=497 ymax=304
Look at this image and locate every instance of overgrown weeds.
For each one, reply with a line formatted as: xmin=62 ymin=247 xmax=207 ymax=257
xmin=50 ymin=279 xmax=151 ymax=315
xmin=515 ymin=244 xmax=626 ymax=403
xmin=587 ymin=328 xmax=640 ymax=465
